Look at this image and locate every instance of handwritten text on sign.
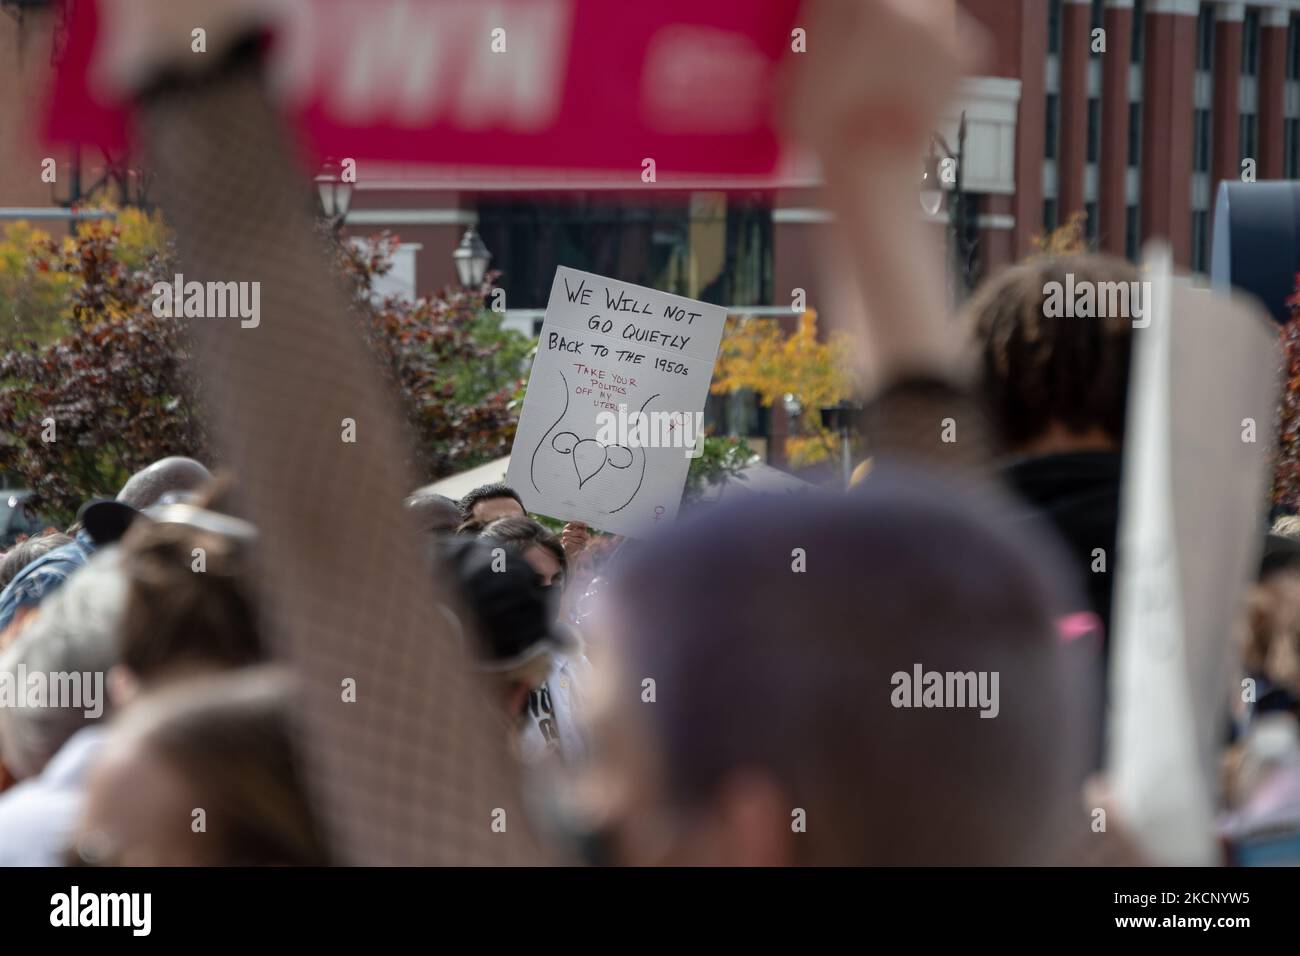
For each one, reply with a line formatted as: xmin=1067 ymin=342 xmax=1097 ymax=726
xmin=506 ymin=267 xmax=726 ymax=537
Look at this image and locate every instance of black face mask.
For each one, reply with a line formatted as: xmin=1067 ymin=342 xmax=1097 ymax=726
xmin=540 ymin=582 xmax=563 ymax=622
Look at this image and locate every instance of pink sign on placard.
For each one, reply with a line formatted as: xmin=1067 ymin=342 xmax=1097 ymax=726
xmin=45 ymin=0 xmax=804 ymax=177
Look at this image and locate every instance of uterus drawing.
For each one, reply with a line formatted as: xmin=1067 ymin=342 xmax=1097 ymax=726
xmin=528 ymin=371 xmax=650 ymax=515
xmin=552 ymin=432 xmax=634 ymax=488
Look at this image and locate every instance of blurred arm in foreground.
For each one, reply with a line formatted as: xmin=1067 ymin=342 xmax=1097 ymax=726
xmin=97 ymin=8 xmax=538 ymax=864
xmin=779 ymin=0 xmax=997 ymax=476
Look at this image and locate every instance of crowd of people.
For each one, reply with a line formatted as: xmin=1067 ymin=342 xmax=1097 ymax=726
xmin=0 ymin=0 xmax=1297 ymax=868
xmin=0 ymin=240 xmax=1296 ymax=866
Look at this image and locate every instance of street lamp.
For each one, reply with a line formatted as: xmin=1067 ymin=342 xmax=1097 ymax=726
xmin=49 ymin=148 xmax=152 ymax=233
xmin=919 ymin=143 xmax=944 ymax=218
xmin=452 ymin=226 xmax=491 ymax=287
xmin=315 ymin=161 xmax=352 ymax=232
xmin=820 ymin=400 xmax=862 ymax=490
xmin=919 ymin=112 xmax=976 ymax=302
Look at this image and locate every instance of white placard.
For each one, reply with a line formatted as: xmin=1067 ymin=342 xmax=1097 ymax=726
xmin=506 ymin=267 xmax=728 ymax=536
xmin=1108 ymin=244 xmax=1280 ymax=864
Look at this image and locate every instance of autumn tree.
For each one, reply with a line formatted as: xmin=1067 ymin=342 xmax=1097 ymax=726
xmin=1031 ymin=211 xmax=1091 ymax=257
xmin=333 ymin=232 xmax=531 ymax=481
xmin=1273 ymin=277 xmax=1300 ymax=512
xmin=711 ymin=310 xmax=858 ymax=467
xmin=1 ymin=209 xmax=530 ymax=523
xmin=0 ymin=206 xmax=204 ymax=522
xmin=0 ymin=205 xmax=170 ymax=349
xmin=0 ymin=313 xmax=208 ymax=523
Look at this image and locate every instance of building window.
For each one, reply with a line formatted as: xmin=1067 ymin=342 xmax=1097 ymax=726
xmin=1289 ymin=14 xmax=1300 ymax=81
xmin=703 ymin=390 xmax=768 ymax=442
xmin=1196 ymin=4 xmax=1215 ymax=72
xmin=1286 ymin=118 xmax=1300 ymax=178
xmin=1131 ymin=0 xmax=1146 ymax=65
xmin=1128 ymin=102 xmax=1142 ymax=167
xmin=1087 ymin=98 xmax=1101 ymax=163
xmin=1125 ymin=205 xmax=1140 ymax=261
xmin=1044 ymin=198 xmax=1059 ymax=233
xmin=1240 ymin=113 xmax=1259 ymax=164
xmin=1048 ymin=0 xmax=1062 ymax=56
xmin=1243 ymin=8 xmax=1261 ymax=77
xmin=1194 ymin=108 xmax=1212 ymax=173
xmin=1045 ymin=93 xmax=1060 ymax=160
xmin=1192 ymin=210 xmax=1209 ymax=273
xmin=1085 ymin=202 xmax=1099 ymax=241
xmin=475 ymin=193 xmax=772 ymax=310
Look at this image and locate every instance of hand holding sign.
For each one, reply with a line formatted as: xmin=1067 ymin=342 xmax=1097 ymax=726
xmin=560 ymin=521 xmax=590 ymax=561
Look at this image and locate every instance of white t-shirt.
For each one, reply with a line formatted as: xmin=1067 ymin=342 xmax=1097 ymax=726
xmin=519 ymin=655 xmax=591 ymax=765
xmin=0 ymin=726 xmax=106 ymax=866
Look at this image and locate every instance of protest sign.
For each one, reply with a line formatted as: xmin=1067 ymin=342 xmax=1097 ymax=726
xmin=1108 ymin=244 xmax=1280 ymax=865
xmin=506 ymin=267 xmax=726 ymax=537
xmin=46 ymin=0 xmax=801 ymax=180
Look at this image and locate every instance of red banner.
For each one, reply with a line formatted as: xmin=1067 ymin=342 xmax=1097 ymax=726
xmin=46 ymin=0 xmax=804 ymax=178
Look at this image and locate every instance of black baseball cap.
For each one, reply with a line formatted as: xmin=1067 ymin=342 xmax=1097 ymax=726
xmin=77 ymin=498 xmax=141 ymax=547
xmin=77 ymin=496 xmax=257 ymax=548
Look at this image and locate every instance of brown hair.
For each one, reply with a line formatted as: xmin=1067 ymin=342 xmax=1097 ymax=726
xmin=479 ymin=516 xmax=566 ymax=573
xmin=121 ymin=668 xmax=328 ymax=866
xmin=965 ymin=254 xmax=1136 ymax=449
xmin=118 ymin=520 xmax=263 ymax=684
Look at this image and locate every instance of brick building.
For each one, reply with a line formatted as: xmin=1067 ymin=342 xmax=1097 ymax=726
xmin=7 ymin=2 xmax=1300 ymax=287
xmin=6 ymin=0 xmax=1300 ymax=462
xmin=962 ymin=0 xmax=1300 ymax=275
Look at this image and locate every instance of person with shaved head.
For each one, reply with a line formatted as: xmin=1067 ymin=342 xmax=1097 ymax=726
xmin=116 ymin=456 xmax=213 ymax=510
xmin=404 ymin=486 xmax=462 ymax=537
xmin=0 ymin=457 xmax=211 ymax=638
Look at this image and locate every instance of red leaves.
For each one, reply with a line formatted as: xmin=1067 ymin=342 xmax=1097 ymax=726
xmin=0 ymin=309 xmax=207 ymax=523
xmin=1274 ymin=290 xmax=1300 ymax=510
xmin=1285 ymin=273 xmax=1300 ymax=311
xmin=1 ymin=223 xmax=524 ymax=523
xmin=0 ymin=218 xmax=206 ymax=522
xmin=330 ymin=229 xmax=526 ymax=480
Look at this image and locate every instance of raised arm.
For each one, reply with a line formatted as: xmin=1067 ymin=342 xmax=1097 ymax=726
xmin=124 ymin=33 xmax=537 ymax=864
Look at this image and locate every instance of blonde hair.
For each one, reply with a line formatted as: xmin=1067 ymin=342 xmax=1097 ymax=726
xmin=1271 ymin=515 xmax=1300 ymax=540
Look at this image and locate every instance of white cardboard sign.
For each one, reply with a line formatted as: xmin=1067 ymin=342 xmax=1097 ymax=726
xmin=506 ymin=267 xmax=728 ymax=536
xmin=1108 ymin=244 xmax=1280 ymax=864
